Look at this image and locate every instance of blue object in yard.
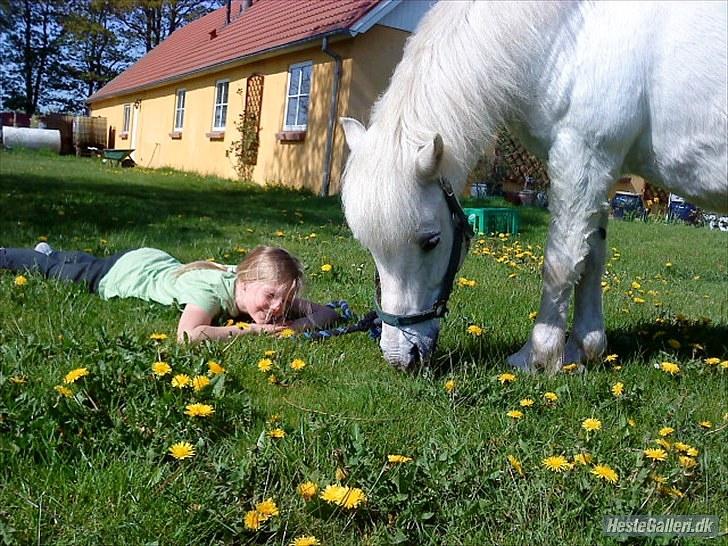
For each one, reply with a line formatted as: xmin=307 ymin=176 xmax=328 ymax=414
xmin=667 ymin=194 xmax=700 ymax=224
xmin=610 ymin=192 xmax=646 ymax=220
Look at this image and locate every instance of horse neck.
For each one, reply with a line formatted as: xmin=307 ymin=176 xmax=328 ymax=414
xmin=369 ymin=1 xmax=571 ymax=191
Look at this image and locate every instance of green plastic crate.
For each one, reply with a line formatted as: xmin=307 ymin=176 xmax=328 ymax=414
xmin=464 ymin=207 xmax=519 ymax=235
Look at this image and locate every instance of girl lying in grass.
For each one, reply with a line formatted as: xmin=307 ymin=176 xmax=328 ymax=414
xmin=1 ymin=243 xmax=338 ymax=342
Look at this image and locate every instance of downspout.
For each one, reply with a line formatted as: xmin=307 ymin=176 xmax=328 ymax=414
xmin=320 ymin=35 xmax=343 ymax=197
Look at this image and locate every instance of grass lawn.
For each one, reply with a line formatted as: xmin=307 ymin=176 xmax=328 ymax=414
xmin=1 ymin=149 xmax=726 ymax=545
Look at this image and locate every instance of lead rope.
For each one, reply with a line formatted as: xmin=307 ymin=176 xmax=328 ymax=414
xmin=301 ymin=300 xmax=381 ymax=341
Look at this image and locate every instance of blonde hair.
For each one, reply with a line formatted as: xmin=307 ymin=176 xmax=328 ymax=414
xmin=177 ymin=245 xmax=305 ymax=306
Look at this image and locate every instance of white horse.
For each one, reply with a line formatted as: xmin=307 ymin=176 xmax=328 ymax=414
xmin=340 ymin=1 xmax=727 ymax=372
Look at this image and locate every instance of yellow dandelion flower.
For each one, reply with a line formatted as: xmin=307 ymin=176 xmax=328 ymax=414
xmin=54 ymin=385 xmax=73 ymax=398
xmin=611 ymin=382 xmax=624 ymax=397
xmin=664 ymin=261 xmax=672 ymax=267
xmin=655 ymin=438 xmax=672 ymax=450
xmin=320 ymin=263 xmax=332 ymax=272
xmin=274 ymin=230 xmax=285 ymax=237
xmin=703 ymin=357 xmax=721 ymax=366
xmin=507 ymin=454 xmax=524 ymax=476
xmin=662 ymin=486 xmax=684 ymax=498
xmin=320 ymin=484 xmax=366 ymax=509
xmin=152 ymin=361 xmax=172 ymax=377
xmin=149 ymin=332 xmax=168 ymax=341
xmin=686 ymin=447 xmax=699 ymax=457
xmin=699 ymin=420 xmax=713 ymax=429
xmin=290 ymin=358 xmax=306 ymax=370
xmin=9 ymin=375 xmax=27 ymax=384
xmin=297 ymin=481 xmax=318 ymax=501
xmin=264 ymin=350 xmax=277 ymax=357
xmin=528 ymin=311 xmax=538 ymax=320
xmin=63 ymin=367 xmax=89 ymax=384
xmin=582 ymin=418 xmax=602 ymax=432
xmin=679 ymin=456 xmax=697 ymax=469
xmin=467 ymin=324 xmax=483 ymax=336
xmin=279 ymin=328 xmax=295 ymax=338
xmin=673 ymin=441 xmax=690 ymax=453
xmin=255 ymin=498 xmax=279 ymax=519
xmin=631 ymin=281 xmax=642 ymax=289
xmin=207 ymin=360 xmax=225 ymax=375
xmin=184 ymin=403 xmax=215 ymax=418
xmin=335 ymin=467 xmax=348 ymax=482
xmin=519 ymin=398 xmax=534 ymax=408
xmin=267 ymin=374 xmax=279 ymax=384
xmin=604 ymin=354 xmax=619 ymax=363
xmin=667 ymin=338 xmax=681 ymax=350
xmin=257 ymin=358 xmax=273 ymax=372
xmin=291 ymin=536 xmax=320 ymax=546
xmin=14 ymin=275 xmax=28 ymax=287
xmin=651 ymin=473 xmax=667 ymax=484
xmin=643 ymin=448 xmax=668 ymax=462
xmin=658 ymin=426 xmax=674 ymax=437
xmin=562 ymin=363 xmax=579 ymax=373
xmin=171 ymin=374 xmax=191 ymax=388
xmin=720 ymin=360 xmax=728 ymax=369
xmin=444 ymin=379 xmax=457 ymax=393
xmin=659 ymin=361 xmax=680 ymax=375
xmin=507 ymin=409 xmax=524 ymax=419
xmin=542 ymin=455 xmax=572 ymax=472
xmin=236 ymin=321 xmax=250 ymax=330
xmin=244 ymin=510 xmax=261 ymax=530
xmin=268 ymin=428 xmax=285 ymax=439
xmin=633 ymin=297 xmax=646 ymax=304
xmin=591 ymin=464 xmax=619 ymax=484
xmin=574 ymin=453 xmax=593 ymax=466
xmin=543 ymin=391 xmax=559 ymax=402
xmin=192 ymin=375 xmax=210 ymax=391
xmin=627 ymin=418 xmax=636 ymax=427
xmin=497 ymin=372 xmax=517 ymax=384
xmin=388 ymin=454 xmax=413 ymax=464
xmin=168 ymin=441 xmax=195 ymax=460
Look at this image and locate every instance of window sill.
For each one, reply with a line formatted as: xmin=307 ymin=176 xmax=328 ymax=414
xmin=276 ymin=130 xmax=306 ymax=143
xmin=119 ymin=132 xmax=129 ymax=140
xmin=169 ymin=131 xmax=182 ymax=140
xmin=206 ymin=131 xmax=225 ymax=141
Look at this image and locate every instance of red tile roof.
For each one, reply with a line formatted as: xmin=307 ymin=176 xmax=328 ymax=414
xmin=89 ymin=0 xmax=382 ymax=102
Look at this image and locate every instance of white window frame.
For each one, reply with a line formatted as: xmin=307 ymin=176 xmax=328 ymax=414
xmin=122 ymin=103 xmax=131 ymax=133
xmin=212 ymin=80 xmax=229 ymax=131
xmin=174 ymin=89 xmax=186 ymax=131
xmin=283 ymin=61 xmax=312 ymax=131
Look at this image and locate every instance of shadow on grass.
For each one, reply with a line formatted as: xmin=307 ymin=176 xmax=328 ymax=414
xmin=426 ymin=319 xmax=728 ymax=378
xmin=0 ymin=161 xmax=344 ymax=243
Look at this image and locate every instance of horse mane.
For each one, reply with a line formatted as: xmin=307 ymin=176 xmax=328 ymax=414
xmin=343 ymin=1 xmax=576 ymax=247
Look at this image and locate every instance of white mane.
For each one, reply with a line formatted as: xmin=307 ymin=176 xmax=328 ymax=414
xmin=342 ymin=1 xmax=572 ymax=248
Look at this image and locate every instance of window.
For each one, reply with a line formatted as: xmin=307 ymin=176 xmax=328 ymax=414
xmin=174 ymin=89 xmax=186 ymax=131
xmin=122 ymin=104 xmax=131 ymax=133
xmin=283 ymin=62 xmax=312 ymax=131
xmin=212 ymin=80 xmax=229 ymax=130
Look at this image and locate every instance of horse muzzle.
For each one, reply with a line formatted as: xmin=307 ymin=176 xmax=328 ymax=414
xmin=380 ymin=322 xmax=439 ymax=371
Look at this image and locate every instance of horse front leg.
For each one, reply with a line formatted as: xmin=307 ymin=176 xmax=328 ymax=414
xmin=564 ymin=208 xmax=609 ymax=364
xmin=508 ymin=132 xmax=615 ymax=373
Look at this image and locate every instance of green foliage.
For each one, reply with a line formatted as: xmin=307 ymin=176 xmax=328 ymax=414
xmin=1 ymin=149 xmax=726 ymax=545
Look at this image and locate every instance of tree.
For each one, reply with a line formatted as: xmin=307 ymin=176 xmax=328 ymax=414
xmin=0 ymin=0 xmax=68 ymax=115
xmin=113 ymin=0 xmax=221 ymax=54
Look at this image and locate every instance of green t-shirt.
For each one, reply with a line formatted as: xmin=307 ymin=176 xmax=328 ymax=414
xmin=98 ymin=248 xmax=238 ymax=317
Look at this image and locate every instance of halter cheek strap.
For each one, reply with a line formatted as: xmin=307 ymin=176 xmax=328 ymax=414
xmin=374 ymin=178 xmax=473 ymax=328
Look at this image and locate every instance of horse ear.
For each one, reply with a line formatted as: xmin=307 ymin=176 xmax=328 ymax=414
xmin=339 ymin=117 xmax=366 ymax=151
xmin=415 ymin=134 xmax=444 ymax=181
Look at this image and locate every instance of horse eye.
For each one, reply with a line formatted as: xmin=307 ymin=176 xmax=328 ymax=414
xmin=421 ymin=235 xmax=441 ymax=252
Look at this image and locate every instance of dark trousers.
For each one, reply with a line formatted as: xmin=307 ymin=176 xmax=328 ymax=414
xmin=0 ymin=248 xmax=129 ymax=293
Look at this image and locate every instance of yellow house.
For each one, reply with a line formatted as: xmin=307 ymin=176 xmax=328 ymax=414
xmin=88 ymin=0 xmax=435 ymax=195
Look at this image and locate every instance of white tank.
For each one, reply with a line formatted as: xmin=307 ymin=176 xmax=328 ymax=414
xmin=2 ymin=126 xmax=61 ymax=153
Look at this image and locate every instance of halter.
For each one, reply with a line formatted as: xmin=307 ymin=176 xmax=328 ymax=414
xmin=374 ymin=178 xmax=474 ymax=328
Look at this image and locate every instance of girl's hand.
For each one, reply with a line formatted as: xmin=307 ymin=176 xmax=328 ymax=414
xmin=248 ymin=323 xmax=286 ymax=335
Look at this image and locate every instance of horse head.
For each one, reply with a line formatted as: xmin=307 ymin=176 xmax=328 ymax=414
xmin=340 ymin=117 xmax=471 ymax=371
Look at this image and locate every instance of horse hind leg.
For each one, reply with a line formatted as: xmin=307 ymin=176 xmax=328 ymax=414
xmin=564 ymin=208 xmax=609 ymax=364
xmin=508 ymin=131 xmax=616 ymax=374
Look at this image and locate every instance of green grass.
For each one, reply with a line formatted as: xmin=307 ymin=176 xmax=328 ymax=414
xmin=1 ymin=149 xmax=726 ymax=545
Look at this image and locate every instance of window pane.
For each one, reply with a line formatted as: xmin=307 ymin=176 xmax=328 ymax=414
xmin=300 ymin=66 xmax=311 ymax=94
xmin=178 ymin=90 xmax=185 ymax=108
xmin=286 ymin=97 xmax=297 ymax=126
xmin=288 ymin=68 xmax=300 ymax=95
xmin=221 ymin=82 xmax=228 ymax=104
xmin=214 ymin=106 xmax=222 ymax=128
xmin=175 ymin=109 xmax=184 ymax=129
xmin=219 ymin=104 xmax=227 ymax=127
xmin=296 ymin=96 xmax=308 ymax=126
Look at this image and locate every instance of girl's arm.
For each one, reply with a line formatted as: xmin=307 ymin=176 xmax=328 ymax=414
xmin=284 ymin=298 xmax=340 ymax=332
xmin=177 ymin=304 xmax=283 ymax=342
